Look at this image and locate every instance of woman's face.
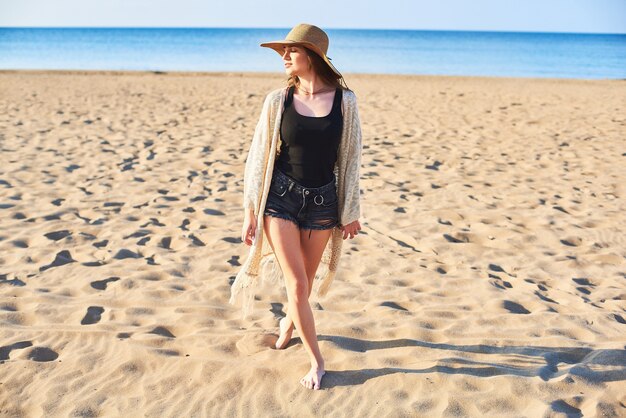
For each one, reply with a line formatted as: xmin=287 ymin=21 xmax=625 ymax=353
xmin=281 ymin=45 xmax=310 ymax=76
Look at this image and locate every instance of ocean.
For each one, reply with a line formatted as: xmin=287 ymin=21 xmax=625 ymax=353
xmin=1 ymin=27 xmax=625 ymax=79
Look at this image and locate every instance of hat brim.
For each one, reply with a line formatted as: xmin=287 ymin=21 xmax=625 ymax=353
xmin=260 ymin=40 xmax=343 ymax=79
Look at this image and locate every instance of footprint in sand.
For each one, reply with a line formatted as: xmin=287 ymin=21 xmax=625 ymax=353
xmin=148 ymin=326 xmax=176 ymax=338
xmin=125 ymin=230 xmax=150 ymax=239
xmin=141 ymin=218 xmax=165 ymax=227
xmin=39 ymin=250 xmax=76 ymax=272
xmin=503 ymin=300 xmax=531 ymax=314
xmin=93 ymin=239 xmax=108 ymax=248
xmin=441 ymin=230 xmax=460 ymax=244
xmin=81 ymin=306 xmax=105 ymax=325
xmin=572 ymin=277 xmax=594 ymax=287
xmin=43 ymin=213 xmax=62 ymax=221
xmin=90 ymin=276 xmax=120 ymax=290
xmin=547 ymin=400 xmax=582 ymax=416
xmin=425 ymin=161 xmax=443 ymax=171
xmin=204 ymin=208 xmax=225 ymax=216
xmin=561 ymin=236 xmax=583 ymax=247
xmin=157 ymin=235 xmax=186 ymax=250
xmin=79 ymin=232 xmax=97 ymax=241
xmin=153 ymin=349 xmax=180 ymax=357
xmin=180 ymin=219 xmax=191 ymax=230
xmin=83 ymin=259 xmax=106 ymax=267
xmin=380 ymin=301 xmax=408 ymax=311
xmin=11 ymin=240 xmax=28 ymax=248
xmin=572 ymin=277 xmax=595 ymax=296
xmin=227 ymin=256 xmax=240 ymax=267
xmin=189 ymin=234 xmax=205 ymax=246
xmin=553 ymin=205 xmax=570 ymax=214
xmin=78 ymin=186 xmax=93 ymax=196
xmin=26 ymin=346 xmax=59 ymax=362
xmin=159 ymin=237 xmax=172 ymax=249
xmin=489 ymin=275 xmax=513 ymax=289
xmin=0 ymin=341 xmax=33 ymax=361
xmin=113 ymin=249 xmax=142 ymax=259
xmin=489 ymin=263 xmax=506 ymax=273
xmin=0 ymin=275 xmax=26 ymax=286
xmin=0 ymin=301 xmax=19 ymax=311
xmin=120 ymin=157 xmax=138 ymax=171
xmin=103 ymin=201 xmax=124 ymax=208
xmin=137 ymin=237 xmax=151 ymax=246
xmin=534 ymin=290 xmax=559 ymax=304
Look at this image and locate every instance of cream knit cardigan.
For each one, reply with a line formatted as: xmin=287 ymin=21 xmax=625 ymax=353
xmin=229 ymin=86 xmax=362 ymax=320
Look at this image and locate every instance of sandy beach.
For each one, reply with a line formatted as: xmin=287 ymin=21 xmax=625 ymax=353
xmin=0 ymin=70 xmax=625 ymax=417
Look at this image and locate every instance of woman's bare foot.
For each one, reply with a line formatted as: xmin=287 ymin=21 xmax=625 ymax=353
xmin=300 ymin=365 xmax=325 ymax=390
xmin=275 ymin=316 xmax=294 ymax=349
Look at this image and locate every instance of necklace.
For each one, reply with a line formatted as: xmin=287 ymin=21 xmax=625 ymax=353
xmin=296 ymin=85 xmax=335 ymax=95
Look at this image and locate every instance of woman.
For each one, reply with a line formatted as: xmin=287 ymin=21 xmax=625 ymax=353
xmin=230 ymin=23 xmax=363 ymax=391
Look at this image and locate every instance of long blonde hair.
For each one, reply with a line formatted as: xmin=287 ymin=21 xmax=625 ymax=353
xmin=286 ymin=47 xmax=351 ymax=92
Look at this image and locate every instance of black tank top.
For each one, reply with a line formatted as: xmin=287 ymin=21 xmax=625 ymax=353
xmin=275 ymin=85 xmax=343 ymax=187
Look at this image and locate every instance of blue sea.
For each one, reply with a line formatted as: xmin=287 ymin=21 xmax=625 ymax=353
xmin=1 ymin=28 xmax=625 ymax=79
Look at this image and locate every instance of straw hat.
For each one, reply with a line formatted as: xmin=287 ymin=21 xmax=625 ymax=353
xmin=260 ymin=23 xmax=343 ymax=79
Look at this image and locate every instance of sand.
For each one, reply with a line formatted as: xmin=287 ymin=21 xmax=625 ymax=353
xmin=0 ymin=70 xmax=624 ymax=417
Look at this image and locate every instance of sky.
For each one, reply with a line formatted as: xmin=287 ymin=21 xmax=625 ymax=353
xmin=1 ymin=0 xmax=625 ymax=34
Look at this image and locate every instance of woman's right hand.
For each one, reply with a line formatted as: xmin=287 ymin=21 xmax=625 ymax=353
xmin=241 ymin=210 xmax=257 ymax=246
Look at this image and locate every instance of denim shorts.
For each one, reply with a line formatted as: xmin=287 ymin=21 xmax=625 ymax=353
xmin=263 ymin=167 xmax=340 ymax=239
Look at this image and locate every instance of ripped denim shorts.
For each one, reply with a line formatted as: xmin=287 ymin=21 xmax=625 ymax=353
xmin=263 ymin=167 xmax=339 ymax=239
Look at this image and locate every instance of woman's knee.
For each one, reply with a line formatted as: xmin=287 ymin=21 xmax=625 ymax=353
xmin=286 ymin=275 xmax=310 ymax=303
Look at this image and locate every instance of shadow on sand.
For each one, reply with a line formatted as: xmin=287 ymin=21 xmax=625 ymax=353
xmin=284 ymin=335 xmax=626 ymax=388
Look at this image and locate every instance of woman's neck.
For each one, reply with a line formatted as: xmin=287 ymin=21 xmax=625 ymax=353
xmin=296 ymin=76 xmax=333 ymax=95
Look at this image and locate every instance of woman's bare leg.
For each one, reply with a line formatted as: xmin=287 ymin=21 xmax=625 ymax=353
xmin=276 ymin=226 xmax=333 ymax=349
xmin=296 ymin=225 xmax=332 ymax=390
xmin=264 ymin=215 xmax=328 ymax=390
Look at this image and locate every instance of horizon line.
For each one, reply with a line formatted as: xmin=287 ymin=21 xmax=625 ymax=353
xmin=1 ymin=26 xmax=625 ymax=36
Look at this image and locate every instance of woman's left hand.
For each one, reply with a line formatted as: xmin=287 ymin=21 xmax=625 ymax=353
xmin=340 ymin=220 xmax=361 ymax=240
